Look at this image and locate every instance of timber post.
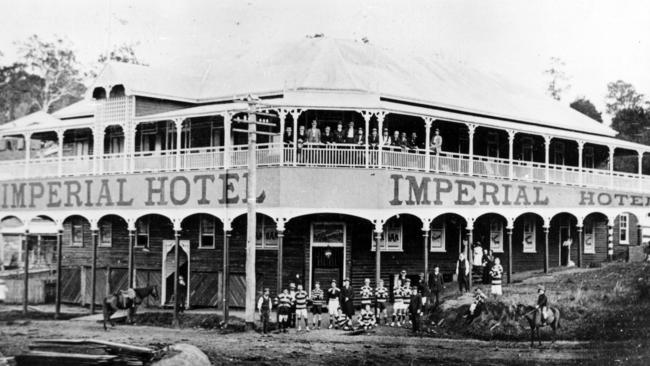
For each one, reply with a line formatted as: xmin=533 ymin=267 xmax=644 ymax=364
xmin=22 ymin=230 xmax=29 ymax=315
xmin=54 ymin=229 xmax=63 ymax=319
xmin=90 ymin=229 xmax=98 ymax=314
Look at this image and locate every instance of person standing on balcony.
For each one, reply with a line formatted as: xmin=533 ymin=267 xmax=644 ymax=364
xmin=297 ymin=125 xmax=306 ymax=145
xmin=283 ymin=126 xmax=293 ymax=146
xmin=345 ymin=122 xmax=356 ymax=144
xmin=431 ymin=128 xmax=443 ymax=154
xmin=399 ymin=132 xmax=409 ymax=152
xmin=455 ymin=253 xmax=470 ymax=294
xmin=334 ymin=123 xmax=346 ymax=144
xmin=322 ymin=125 xmax=334 ymax=146
xmin=354 ymin=127 xmax=365 ymax=147
xmin=369 ymin=128 xmax=380 ymax=150
xmin=408 ymin=132 xmax=420 ymax=152
xmin=391 ymin=130 xmax=401 ymax=150
xmin=306 ymin=120 xmax=321 ymax=144
xmin=380 ymin=128 xmax=391 ymax=148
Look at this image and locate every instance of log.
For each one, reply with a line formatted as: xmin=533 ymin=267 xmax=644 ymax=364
xmin=15 ymin=351 xmax=116 ymax=366
xmin=151 ymin=344 xmax=210 ymax=366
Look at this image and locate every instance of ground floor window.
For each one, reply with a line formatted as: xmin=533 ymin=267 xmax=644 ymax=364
xmin=256 ymin=217 xmax=278 ymax=250
xmin=136 ymin=218 xmax=150 ymax=248
xmin=199 ymin=215 xmax=215 ymax=249
xmin=619 ymin=213 xmax=629 ymax=244
xmin=372 ymin=222 xmax=403 ymax=252
xmin=70 ymin=218 xmax=84 ymax=247
xmin=522 ymin=218 xmax=536 ymax=253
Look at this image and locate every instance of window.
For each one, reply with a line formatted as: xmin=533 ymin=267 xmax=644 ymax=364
xmin=522 ymin=218 xmax=536 ymax=253
xmin=99 ymin=221 xmax=112 ymax=247
xmin=372 ymin=222 xmax=403 ymax=252
xmin=584 ymin=219 xmax=595 ymax=254
xmin=619 ymin=213 xmax=629 ymax=245
xmin=136 ymin=218 xmax=150 ymax=248
xmin=199 ymin=215 xmax=215 ymax=249
xmin=490 ymin=219 xmax=504 ymax=253
xmin=256 ymin=217 xmax=278 ymax=250
xmin=311 ymin=222 xmax=345 ymax=247
xmin=430 ymin=223 xmax=445 ymax=252
xmin=70 ymin=218 xmax=84 ymax=247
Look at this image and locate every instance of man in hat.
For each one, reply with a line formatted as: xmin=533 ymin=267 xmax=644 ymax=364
xmin=380 ymin=128 xmax=391 ymax=148
xmin=311 ymin=281 xmax=325 ymax=329
xmin=340 ymin=278 xmax=355 ymax=321
xmin=326 ymin=279 xmax=341 ymax=329
xmin=536 ymin=286 xmax=549 ymax=324
xmin=402 ymin=278 xmax=413 ymax=326
xmin=294 ymin=284 xmax=309 ymax=331
xmin=369 ymin=128 xmax=380 ymax=149
xmin=283 ymin=126 xmax=294 ymax=146
xmin=354 ymin=127 xmax=365 ymax=146
xmin=456 ymin=253 xmax=470 ymax=294
xmin=345 ymin=121 xmax=356 ymax=144
xmin=177 ymin=275 xmax=187 ymax=313
xmin=275 ymin=288 xmax=292 ymax=333
xmin=428 ymin=266 xmax=445 ymax=309
xmin=321 ymin=125 xmax=334 ymax=145
xmin=288 ymin=282 xmax=297 ymax=328
xmin=431 ymin=128 xmax=443 ymax=154
xmin=257 ymin=288 xmax=273 ymax=336
xmin=334 ymin=122 xmax=346 ymax=144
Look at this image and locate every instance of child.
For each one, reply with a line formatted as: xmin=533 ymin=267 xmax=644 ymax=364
xmin=334 ymin=308 xmax=351 ymax=331
xmin=391 ymin=278 xmax=403 ymax=327
xmin=311 ymin=281 xmax=325 ymax=329
xmin=375 ymin=279 xmax=388 ymax=325
xmin=257 ymin=288 xmax=273 ymax=336
xmin=360 ymin=278 xmax=373 ymax=308
xmin=294 ymin=284 xmax=309 ymax=331
xmin=275 ymin=288 xmax=293 ymax=333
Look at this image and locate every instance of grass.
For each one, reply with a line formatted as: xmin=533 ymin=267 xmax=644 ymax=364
xmin=427 ymin=262 xmax=650 ymax=341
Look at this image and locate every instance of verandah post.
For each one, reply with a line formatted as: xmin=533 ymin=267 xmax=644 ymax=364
xmin=507 ymin=227 xmax=513 ymax=284
xmin=90 ymin=229 xmax=98 ymax=314
xmin=54 ymin=229 xmax=63 ymax=319
xmin=128 ymin=229 xmax=135 ymax=287
xmin=22 ymin=230 xmax=29 ymax=314
xmin=577 ymin=225 xmax=583 ymax=268
xmin=544 ymin=226 xmax=549 ymax=273
xmin=173 ymin=230 xmax=181 ymax=328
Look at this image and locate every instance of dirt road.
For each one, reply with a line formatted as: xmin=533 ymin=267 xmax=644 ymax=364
xmin=1 ymin=319 xmax=647 ymax=365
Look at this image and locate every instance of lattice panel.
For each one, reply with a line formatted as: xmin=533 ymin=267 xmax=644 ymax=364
xmin=97 ymin=96 xmax=133 ymax=127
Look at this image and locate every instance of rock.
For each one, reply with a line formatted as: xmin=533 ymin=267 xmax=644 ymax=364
xmin=152 ymin=344 xmax=210 ymax=366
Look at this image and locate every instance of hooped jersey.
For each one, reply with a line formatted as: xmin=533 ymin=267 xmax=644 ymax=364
xmin=276 ymin=293 xmax=292 ymax=308
xmin=360 ymin=285 xmax=373 ymax=303
xmin=311 ymin=288 xmax=325 ymax=306
xmin=335 ymin=313 xmax=349 ymax=327
xmin=402 ymin=286 xmax=412 ymax=304
xmin=375 ymin=286 xmax=388 ymax=303
xmin=393 ymin=287 xmax=403 ymax=302
xmin=294 ymin=290 xmax=308 ymax=309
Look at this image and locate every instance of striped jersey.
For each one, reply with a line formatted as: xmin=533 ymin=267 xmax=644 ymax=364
xmin=393 ymin=287 xmax=403 ymax=302
xmin=335 ymin=313 xmax=349 ymax=328
xmin=360 ymin=285 xmax=373 ymax=304
xmin=375 ymin=286 xmax=388 ymax=303
xmin=360 ymin=310 xmax=376 ymax=325
xmin=294 ymin=290 xmax=308 ymax=309
xmin=402 ymin=287 xmax=412 ymax=305
xmin=311 ymin=288 xmax=325 ymax=306
xmin=276 ymin=293 xmax=292 ymax=309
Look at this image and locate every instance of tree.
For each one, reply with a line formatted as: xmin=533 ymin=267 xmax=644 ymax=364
xmin=0 ymin=63 xmax=43 ymax=124
xmin=605 ymin=80 xmax=645 ymax=116
xmin=16 ymin=35 xmax=86 ymax=113
xmin=89 ymin=43 xmax=147 ymax=78
xmin=544 ymin=57 xmax=571 ymax=101
xmin=569 ymin=97 xmax=603 ymax=122
xmin=610 ymin=107 xmax=650 ymax=143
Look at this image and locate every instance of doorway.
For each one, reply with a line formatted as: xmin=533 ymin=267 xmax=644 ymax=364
xmin=162 ymin=240 xmax=190 ymax=307
xmin=312 ymin=247 xmax=344 ymax=289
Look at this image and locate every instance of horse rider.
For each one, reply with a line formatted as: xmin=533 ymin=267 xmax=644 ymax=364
xmin=536 ymin=285 xmax=549 ymax=324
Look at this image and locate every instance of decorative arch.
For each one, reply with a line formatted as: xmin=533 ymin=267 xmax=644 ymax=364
xmin=109 ymin=84 xmax=126 ymax=98
xmin=92 ymin=87 xmax=107 ymax=100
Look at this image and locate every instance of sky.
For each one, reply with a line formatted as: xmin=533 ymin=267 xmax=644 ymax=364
xmin=0 ymin=0 xmax=648 ymax=123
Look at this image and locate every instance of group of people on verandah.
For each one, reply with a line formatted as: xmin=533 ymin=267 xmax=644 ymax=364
xmin=255 ymin=244 xmax=507 ymax=335
xmin=283 ymin=120 xmax=444 ymax=153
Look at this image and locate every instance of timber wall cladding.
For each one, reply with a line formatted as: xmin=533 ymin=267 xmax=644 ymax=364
xmin=61 ymin=267 xmax=81 ymax=303
xmin=135 ymin=269 xmax=161 ymax=307
xmin=134 ymin=96 xmax=193 ymax=117
xmin=511 ymin=214 xmax=545 ymax=273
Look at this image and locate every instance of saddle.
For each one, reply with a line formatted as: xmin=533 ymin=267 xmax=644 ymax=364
xmin=118 ymin=288 xmax=137 ymax=309
xmin=538 ymin=308 xmax=554 ymax=324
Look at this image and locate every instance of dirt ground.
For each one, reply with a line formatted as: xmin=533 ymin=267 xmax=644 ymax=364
xmin=1 ymin=262 xmax=649 ymax=365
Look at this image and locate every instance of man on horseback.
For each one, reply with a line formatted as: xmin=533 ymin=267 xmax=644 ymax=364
xmin=536 ymin=285 xmax=549 ymax=324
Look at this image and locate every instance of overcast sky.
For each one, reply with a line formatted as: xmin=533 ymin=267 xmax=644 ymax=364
xmin=0 ymin=0 xmax=648 ymax=123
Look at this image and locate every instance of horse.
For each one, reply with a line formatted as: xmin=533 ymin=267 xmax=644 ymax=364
xmin=516 ymin=304 xmax=561 ymax=347
xmin=102 ymin=285 xmax=158 ymax=331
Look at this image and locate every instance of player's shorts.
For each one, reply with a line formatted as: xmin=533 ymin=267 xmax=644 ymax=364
xmin=328 ymin=299 xmax=340 ymax=314
xmin=393 ymin=300 xmax=404 ymax=311
xmin=278 ymin=306 xmax=290 ymax=316
xmin=361 ymin=299 xmax=372 ymax=306
xmin=296 ymin=308 xmax=308 ymax=318
xmin=376 ymin=301 xmax=386 ymax=311
xmin=311 ymin=305 xmax=323 ymax=314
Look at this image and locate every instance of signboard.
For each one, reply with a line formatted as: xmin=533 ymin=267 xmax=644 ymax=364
xmin=522 ymin=218 xmax=536 ymax=253
xmin=490 ymin=219 xmax=503 ymax=253
xmin=430 ymin=226 xmax=445 ymax=252
xmin=372 ymin=222 xmax=402 ymax=252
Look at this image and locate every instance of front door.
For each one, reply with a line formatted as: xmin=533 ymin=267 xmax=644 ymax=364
xmin=312 ymin=247 xmax=344 ymax=289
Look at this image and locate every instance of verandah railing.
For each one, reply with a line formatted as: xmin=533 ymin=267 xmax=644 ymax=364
xmin=0 ymin=143 xmax=645 ymax=193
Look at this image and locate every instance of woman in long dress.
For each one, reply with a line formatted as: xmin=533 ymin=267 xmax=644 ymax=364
xmin=490 ymin=258 xmax=504 ymax=297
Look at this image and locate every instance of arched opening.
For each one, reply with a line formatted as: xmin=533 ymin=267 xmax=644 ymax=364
xmin=104 ymin=125 xmax=124 ymax=154
xmin=61 ymin=214 xmax=91 ymax=305
xmin=133 ymin=213 xmax=174 ymax=307
xmin=1 ymin=216 xmax=25 ymax=270
xmin=92 ymin=87 xmax=106 ymax=100
xmin=429 ymin=213 xmax=468 ymax=283
xmin=179 ymin=213 xmax=224 ymax=308
xmin=549 ymin=212 xmax=578 ymax=267
xmin=473 ymin=213 xmax=509 ymax=283
xmin=512 ymin=213 xmax=545 ymax=273
xmin=109 ymin=84 xmax=125 ymax=98
xmin=27 ymin=215 xmax=58 ymax=270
